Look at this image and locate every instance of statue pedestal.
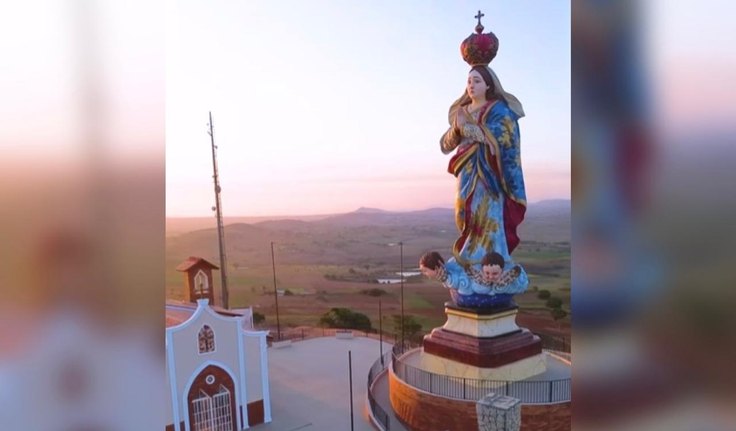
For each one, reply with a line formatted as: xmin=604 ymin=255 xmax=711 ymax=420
xmin=442 ymin=303 xmax=521 ymax=338
xmin=420 ymin=302 xmax=545 ymax=380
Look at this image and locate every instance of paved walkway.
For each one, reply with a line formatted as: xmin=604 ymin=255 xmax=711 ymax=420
xmin=252 ymin=336 xmax=393 ymax=431
xmin=371 ymin=368 xmax=409 ymax=431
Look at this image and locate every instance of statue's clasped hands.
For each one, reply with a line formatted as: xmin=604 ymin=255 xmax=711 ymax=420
xmin=453 ymin=112 xmax=484 ymax=145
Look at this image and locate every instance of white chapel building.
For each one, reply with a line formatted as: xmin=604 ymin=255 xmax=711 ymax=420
xmin=166 ymin=257 xmax=271 ymax=431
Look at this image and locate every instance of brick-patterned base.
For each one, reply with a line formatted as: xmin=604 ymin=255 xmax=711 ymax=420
xmin=390 ymin=368 xmax=476 ymax=431
xmin=423 ymin=328 xmax=542 ymax=368
xmin=389 ymin=369 xmax=570 ymax=431
xmin=164 ymin=422 xmax=184 ymax=431
xmin=520 ymin=403 xmax=571 ymax=431
xmin=247 ymin=399 xmax=265 ymax=426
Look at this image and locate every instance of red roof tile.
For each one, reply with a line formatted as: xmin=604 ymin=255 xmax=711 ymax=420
xmin=175 ymin=256 xmax=219 ymax=272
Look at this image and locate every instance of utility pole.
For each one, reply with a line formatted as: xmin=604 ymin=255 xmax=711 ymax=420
xmin=208 ymin=111 xmax=229 ymax=309
xmin=271 ymin=241 xmax=281 ymax=341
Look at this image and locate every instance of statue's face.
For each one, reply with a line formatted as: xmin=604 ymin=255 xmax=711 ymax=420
xmin=467 ymin=70 xmax=488 ymax=100
xmin=420 ymin=264 xmax=438 ymax=279
xmin=482 ymin=264 xmax=503 ymax=282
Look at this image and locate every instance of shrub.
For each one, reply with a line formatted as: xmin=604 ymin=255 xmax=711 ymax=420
xmin=551 ymin=308 xmax=568 ymax=320
xmin=537 ymin=290 xmax=551 ymax=300
xmin=392 ymin=315 xmax=423 ymax=341
xmin=252 ymin=312 xmax=265 ymax=325
xmin=546 ymin=296 xmax=563 ymax=309
xmin=361 ymin=288 xmax=387 ymax=297
xmin=319 ymin=308 xmax=372 ymax=331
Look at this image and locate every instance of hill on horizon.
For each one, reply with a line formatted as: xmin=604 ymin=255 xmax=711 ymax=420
xmin=166 ymin=199 xmax=570 ymax=268
xmin=167 ymin=199 xmax=569 ymax=237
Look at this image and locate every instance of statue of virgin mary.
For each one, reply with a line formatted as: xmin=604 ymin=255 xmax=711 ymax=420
xmin=421 ymin=13 xmax=529 ymax=309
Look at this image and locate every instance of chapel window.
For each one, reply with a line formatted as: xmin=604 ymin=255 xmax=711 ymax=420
xmin=198 ymin=325 xmax=215 ymax=353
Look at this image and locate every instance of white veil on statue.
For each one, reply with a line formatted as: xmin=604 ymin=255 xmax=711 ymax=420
xmin=447 ymin=66 xmax=525 ymax=126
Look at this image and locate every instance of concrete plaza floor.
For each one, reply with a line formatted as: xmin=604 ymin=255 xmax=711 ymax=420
xmin=252 ymin=336 xmax=393 ymax=431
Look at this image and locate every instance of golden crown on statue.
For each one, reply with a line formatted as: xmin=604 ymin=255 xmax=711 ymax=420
xmin=460 ymin=10 xmax=499 ymax=66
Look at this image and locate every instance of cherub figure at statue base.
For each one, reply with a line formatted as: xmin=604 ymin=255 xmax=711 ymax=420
xmin=420 ymin=251 xmax=529 ymax=309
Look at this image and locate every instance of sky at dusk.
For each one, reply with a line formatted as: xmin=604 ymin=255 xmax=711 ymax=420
xmin=166 ymin=0 xmax=571 ymax=217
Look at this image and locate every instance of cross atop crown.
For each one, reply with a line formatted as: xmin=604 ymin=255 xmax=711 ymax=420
xmin=475 ymin=10 xmax=485 ymax=33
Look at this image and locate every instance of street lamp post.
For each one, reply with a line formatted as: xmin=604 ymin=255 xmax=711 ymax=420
xmin=271 ymin=241 xmax=281 ymax=341
xmin=348 ymin=350 xmax=355 ymax=431
xmin=379 ymin=298 xmax=383 ymax=366
xmin=387 ymin=240 xmax=407 ymax=349
xmin=399 ymin=241 xmax=404 ymax=348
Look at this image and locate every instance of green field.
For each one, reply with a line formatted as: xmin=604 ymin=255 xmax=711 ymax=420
xmin=167 ymin=243 xmax=570 ymax=337
xmin=166 ymin=205 xmax=571 ymax=337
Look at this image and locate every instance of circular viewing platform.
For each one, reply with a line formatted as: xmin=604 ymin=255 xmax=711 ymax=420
xmin=384 ymin=344 xmax=571 ymax=431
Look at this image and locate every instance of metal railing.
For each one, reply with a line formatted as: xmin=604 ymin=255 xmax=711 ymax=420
xmin=267 ymin=326 xmax=570 ymax=354
xmin=536 ymin=332 xmax=570 ymax=353
xmin=367 ymin=352 xmax=393 ymax=431
xmin=266 ymin=327 xmax=402 ymax=345
xmin=391 ymin=343 xmax=571 ymax=404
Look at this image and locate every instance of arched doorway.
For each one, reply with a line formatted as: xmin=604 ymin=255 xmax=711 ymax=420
xmin=187 ymin=364 xmax=237 ymax=431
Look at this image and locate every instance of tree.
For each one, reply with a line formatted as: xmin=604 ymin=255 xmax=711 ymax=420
xmin=284 ymin=289 xmax=294 ymax=296
xmin=546 ymin=296 xmax=563 ymax=309
xmin=252 ymin=311 xmax=265 ymax=325
xmin=537 ymin=290 xmax=551 ymax=300
xmin=392 ymin=315 xmax=422 ymax=342
xmin=319 ymin=308 xmax=372 ymax=331
xmin=550 ymin=308 xmax=567 ymax=321
xmin=361 ymin=288 xmax=387 ymax=297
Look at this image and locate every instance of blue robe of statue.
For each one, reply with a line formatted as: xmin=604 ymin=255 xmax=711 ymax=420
xmin=440 ymin=98 xmax=529 ymax=308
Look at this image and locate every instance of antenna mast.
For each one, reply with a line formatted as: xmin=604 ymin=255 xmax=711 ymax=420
xmin=208 ymin=111 xmax=229 ymax=309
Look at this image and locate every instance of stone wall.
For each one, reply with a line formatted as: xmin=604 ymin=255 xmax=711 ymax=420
xmin=520 ymin=403 xmax=571 ymax=431
xmin=389 ymin=369 xmax=571 ymax=431
xmin=389 ymin=369 xmax=477 ymax=431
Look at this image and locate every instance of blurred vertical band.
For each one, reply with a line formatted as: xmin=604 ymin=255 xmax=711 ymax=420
xmin=0 ymin=1 xmax=164 ymax=430
xmin=573 ymin=0 xmax=736 ymax=429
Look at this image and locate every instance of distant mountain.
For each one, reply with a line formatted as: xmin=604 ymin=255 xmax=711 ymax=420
xmin=527 ymin=199 xmax=570 ymax=215
xmin=353 ymin=207 xmax=389 ymax=214
xmin=311 ymin=200 xmax=568 ymax=236
xmin=253 ymin=219 xmax=312 ymax=231
xmin=166 ymin=214 xmax=333 ymax=237
xmin=315 ymin=207 xmax=454 ymax=229
xmin=166 ymin=200 xmax=569 ymax=267
xmin=518 ymin=199 xmax=570 ymax=243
